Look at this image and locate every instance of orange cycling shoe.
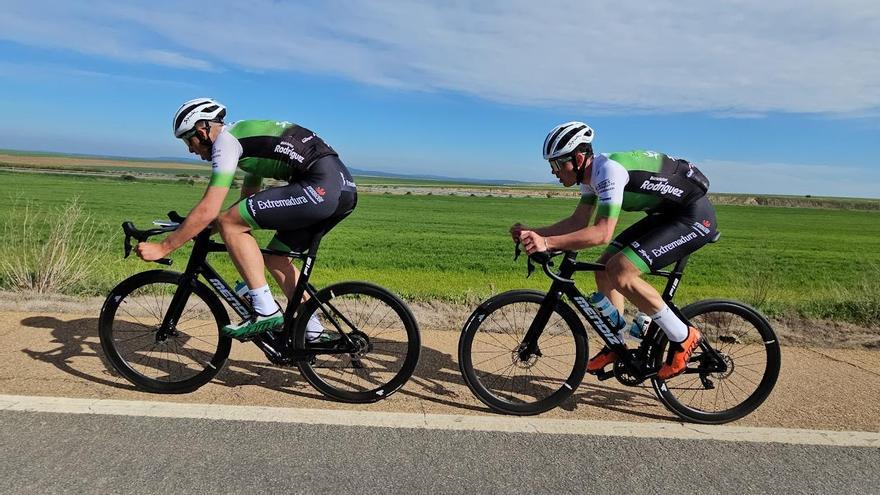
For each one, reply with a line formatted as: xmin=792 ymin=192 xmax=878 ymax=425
xmin=586 ymin=346 xmax=619 ymax=373
xmin=657 ymin=327 xmax=702 ymax=380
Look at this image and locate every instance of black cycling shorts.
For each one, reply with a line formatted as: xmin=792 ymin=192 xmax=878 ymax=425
xmin=604 ymin=196 xmax=717 ymax=273
xmin=236 ymin=155 xmax=358 ymax=252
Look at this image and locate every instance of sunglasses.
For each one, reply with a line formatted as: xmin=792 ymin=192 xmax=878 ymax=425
xmin=179 ymin=128 xmax=200 ymax=142
xmin=549 ymin=154 xmax=573 ymax=172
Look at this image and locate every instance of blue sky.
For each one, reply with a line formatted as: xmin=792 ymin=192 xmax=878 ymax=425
xmin=1 ymin=1 xmax=879 ymax=197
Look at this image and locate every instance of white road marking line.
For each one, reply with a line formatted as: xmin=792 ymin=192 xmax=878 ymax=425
xmin=0 ymin=394 xmax=877 ymax=448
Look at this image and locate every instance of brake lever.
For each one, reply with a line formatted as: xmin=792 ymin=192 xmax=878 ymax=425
xmin=514 ymin=241 xmax=537 ymax=278
xmin=121 ymin=220 xmax=173 ymax=265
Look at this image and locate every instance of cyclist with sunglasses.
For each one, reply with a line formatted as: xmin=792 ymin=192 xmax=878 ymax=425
xmin=511 ymin=121 xmax=716 ymax=379
xmin=136 ymin=98 xmax=357 ymax=340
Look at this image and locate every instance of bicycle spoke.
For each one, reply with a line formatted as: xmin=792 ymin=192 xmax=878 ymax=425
xmin=656 ymin=305 xmax=779 ymax=422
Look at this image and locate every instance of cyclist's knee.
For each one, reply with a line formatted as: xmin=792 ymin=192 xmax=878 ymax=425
xmin=265 ymin=254 xmax=291 ymax=271
xmin=216 ymin=208 xmax=248 ymax=234
xmin=605 ymin=254 xmax=641 ymax=289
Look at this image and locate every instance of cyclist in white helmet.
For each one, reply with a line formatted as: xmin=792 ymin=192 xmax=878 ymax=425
xmin=511 ymin=121 xmax=716 ymax=379
xmin=136 ymin=98 xmax=357 ymax=341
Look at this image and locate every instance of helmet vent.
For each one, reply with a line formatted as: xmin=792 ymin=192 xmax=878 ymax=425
xmin=174 ymin=103 xmax=202 ymax=130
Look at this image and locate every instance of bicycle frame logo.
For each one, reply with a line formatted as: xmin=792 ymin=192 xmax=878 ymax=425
xmin=571 ymin=296 xmax=624 ymax=346
xmin=207 ymin=277 xmax=251 ymax=317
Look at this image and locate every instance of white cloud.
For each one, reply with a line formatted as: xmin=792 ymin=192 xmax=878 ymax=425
xmin=0 ymin=2 xmax=215 ymax=71
xmin=0 ymin=61 xmax=199 ymax=88
xmin=140 ymin=50 xmax=215 ymax=71
xmin=2 ymin=1 xmax=879 ymax=114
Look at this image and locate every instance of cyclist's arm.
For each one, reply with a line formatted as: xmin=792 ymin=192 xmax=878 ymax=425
xmin=531 ymin=202 xmax=595 ymax=236
xmin=545 ymin=158 xmax=625 ymax=250
xmin=545 ymin=214 xmax=618 ymax=251
xmin=162 ymin=128 xmax=240 ymax=251
xmin=160 ymin=186 xmax=229 ymax=251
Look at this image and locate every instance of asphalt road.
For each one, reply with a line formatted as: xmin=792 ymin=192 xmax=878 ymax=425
xmin=1 ymin=408 xmax=877 ymax=494
xmin=1 ymin=309 xmax=879 ymax=493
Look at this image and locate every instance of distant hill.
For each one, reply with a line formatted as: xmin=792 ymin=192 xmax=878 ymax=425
xmin=346 ymin=167 xmax=533 ymax=186
xmin=154 ymin=156 xmax=204 ymax=164
xmin=0 ymin=148 xmax=539 ymax=186
xmin=0 ymin=148 xmax=208 ymax=165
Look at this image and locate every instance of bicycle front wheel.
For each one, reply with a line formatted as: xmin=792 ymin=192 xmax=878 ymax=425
xmin=99 ymin=270 xmax=232 ymax=393
xmin=458 ymin=290 xmax=587 ymax=415
xmin=294 ymin=282 xmax=421 ymax=403
xmin=651 ymin=299 xmax=781 ymax=424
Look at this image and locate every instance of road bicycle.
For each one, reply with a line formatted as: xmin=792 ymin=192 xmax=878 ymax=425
xmin=458 ymin=233 xmax=780 ymax=423
xmin=99 ymin=211 xmax=420 ymax=403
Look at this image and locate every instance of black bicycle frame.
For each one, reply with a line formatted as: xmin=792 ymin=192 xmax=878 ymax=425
xmin=518 ymin=251 xmax=726 ymax=377
xmin=155 ymin=226 xmax=356 ymax=361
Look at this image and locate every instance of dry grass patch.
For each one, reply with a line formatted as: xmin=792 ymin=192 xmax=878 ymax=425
xmin=0 ymin=198 xmax=103 ymax=293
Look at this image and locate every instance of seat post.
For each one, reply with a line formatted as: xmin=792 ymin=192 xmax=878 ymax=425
xmin=307 ymin=230 xmax=325 ymax=256
xmin=302 ymin=229 xmax=327 ymax=277
xmin=661 ymin=255 xmax=690 ymax=301
xmin=282 ymin=229 xmax=327 ymax=325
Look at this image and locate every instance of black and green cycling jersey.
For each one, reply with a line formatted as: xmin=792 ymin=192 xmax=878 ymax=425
xmin=580 ymin=150 xmax=710 ymax=218
xmin=209 ymin=120 xmax=338 ymax=188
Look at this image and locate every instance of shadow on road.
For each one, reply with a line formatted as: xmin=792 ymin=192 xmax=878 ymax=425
xmin=19 ymin=315 xmax=673 ymax=421
xmin=405 ymin=344 xmax=670 ymax=421
xmin=19 ymin=316 xmax=323 ymax=400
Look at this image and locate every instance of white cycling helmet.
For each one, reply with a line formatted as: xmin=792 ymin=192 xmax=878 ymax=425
xmin=542 ymin=121 xmax=594 ymax=160
xmin=173 ymin=97 xmax=226 ymax=138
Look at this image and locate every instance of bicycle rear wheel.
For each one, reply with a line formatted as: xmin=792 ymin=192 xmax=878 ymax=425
xmin=99 ymin=270 xmax=232 ymax=393
xmin=458 ymin=290 xmax=587 ymax=415
xmin=294 ymin=282 xmax=421 ymax=403
xmin=651 ymin=299 xmax=781 ymax=424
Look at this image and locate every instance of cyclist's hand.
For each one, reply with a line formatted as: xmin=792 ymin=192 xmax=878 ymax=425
xmin=136 ymin=241 xmax=170 ymax=261
xmin=519 ymin=230 xmax=549 ymax=255
xmin=509 ymin=223 xmax=526 ymax=243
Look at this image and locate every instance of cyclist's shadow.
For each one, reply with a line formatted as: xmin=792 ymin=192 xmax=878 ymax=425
xmin=570 ymin=382 xmax=673 ymax=421
xmin=19 ymin=316 xmax=673 ymax=420
xmin=407 ymin=337 xmax=673 ymax=421
xmin=397 ymin=343 xmax=489 ymax=413
xmin=20 ymin=316 xmax=128 ymax=390
xmin=18 ymin=316 xmax=322 ymax=399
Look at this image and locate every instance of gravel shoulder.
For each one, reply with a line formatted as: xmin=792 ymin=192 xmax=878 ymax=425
xmin=1 ymin=306 xmax=878 ymax=432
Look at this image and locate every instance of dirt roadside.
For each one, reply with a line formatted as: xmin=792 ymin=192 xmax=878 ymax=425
xmin=1 ymin=291 xmax=876 ymax=350
xmin=1 ymin=303 xmax=878 ymax=433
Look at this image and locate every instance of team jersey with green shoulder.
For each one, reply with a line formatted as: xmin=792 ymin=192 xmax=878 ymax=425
xmin=579 ymin=150 xmax=710 ymax=218
xmin=209 ymin=120 xmax=338 ymax=188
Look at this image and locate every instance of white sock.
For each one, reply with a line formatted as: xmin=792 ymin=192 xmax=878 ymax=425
xmin=651 ymin=305 xmax=689 ymax=342
xmin=248 ymin=285 xmax=280 ymax=315
xmin=306 ymin=314 xmax=324 ymax=341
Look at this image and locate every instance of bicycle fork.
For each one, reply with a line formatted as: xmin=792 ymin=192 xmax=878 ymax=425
xmin=516 ymin=291 xmax=561 ymax=362
xmin=157 ymin=274 xmax=197 ymax=341
xmin=516 ymin=281 xmax=593 ymax=362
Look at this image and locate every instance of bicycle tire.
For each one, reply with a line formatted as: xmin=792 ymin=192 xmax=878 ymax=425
xmin=99 ymin=270 xmax=232 ymax=393
xmin=651 ymin=299 xmax=781 ymax=424
xmin=294 ymin=281 xmax=421 ymax=403
xmin=458 ymin=290 xmax=588 ymax=415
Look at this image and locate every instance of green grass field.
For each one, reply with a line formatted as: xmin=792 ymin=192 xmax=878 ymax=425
xmin=1 ymin=170 xmax=878 ymax=323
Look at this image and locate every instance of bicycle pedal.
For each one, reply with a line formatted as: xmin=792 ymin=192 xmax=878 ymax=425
xmin=593 ymin=369 xmax=615 ymax=381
